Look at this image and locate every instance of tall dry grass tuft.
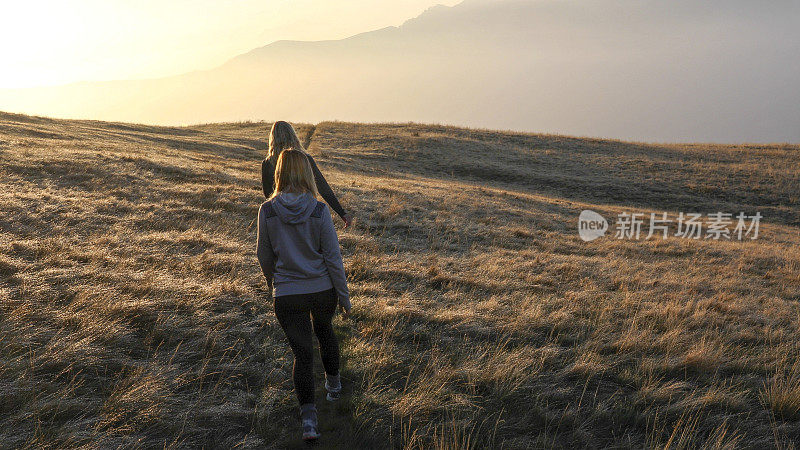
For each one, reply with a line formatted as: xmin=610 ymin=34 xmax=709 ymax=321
xmin=395 ymin=411 xmax=503 ymax=450
xmin=761 ymin=363 xmax=800 ymax=421
xmin=648 ymin=412 xmax=741 ymax=450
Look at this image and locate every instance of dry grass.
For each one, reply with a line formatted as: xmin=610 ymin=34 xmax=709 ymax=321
xmin=761 ymin=362 xmax=800 ymax=422
xmin=1 ymin=111 xmax=799 ymax=448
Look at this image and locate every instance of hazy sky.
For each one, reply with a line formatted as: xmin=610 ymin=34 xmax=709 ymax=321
xmin=0 ymin=0 xmax=460 ymax=88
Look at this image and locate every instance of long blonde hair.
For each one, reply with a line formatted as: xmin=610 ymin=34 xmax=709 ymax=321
xmin=267 ymin=121 xmax=305 ymax=166
xmin=269 ymin=148 xmax=318 ymax=200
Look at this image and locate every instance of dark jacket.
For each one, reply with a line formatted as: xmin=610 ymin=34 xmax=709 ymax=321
xmin=261 ymin=154 xmax=347 ymax=220
xmin=257 ymin=192 xmax=350 ymax=309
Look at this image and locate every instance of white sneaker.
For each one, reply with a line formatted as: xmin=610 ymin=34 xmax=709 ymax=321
xmin=300 ymin=404 xmax=320 ymax=441
xmin=302 ymin=418 xmax=320 ymax=441
xmin=325 ymin=375 xmax=342 ymax=402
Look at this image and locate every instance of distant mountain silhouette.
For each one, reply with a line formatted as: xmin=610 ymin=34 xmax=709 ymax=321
xmin=2 ymin=0 xmax=798 ymax=142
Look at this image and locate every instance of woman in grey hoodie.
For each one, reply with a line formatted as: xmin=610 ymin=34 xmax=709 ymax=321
xmin=256 ymin=148 xmax=350 ymax=442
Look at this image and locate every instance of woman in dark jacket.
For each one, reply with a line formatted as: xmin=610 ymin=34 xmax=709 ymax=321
xmin=262 ymin=121 xmax=352 ymax=227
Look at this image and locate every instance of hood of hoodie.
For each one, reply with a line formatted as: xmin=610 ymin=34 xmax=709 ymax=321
xmin=272 ymin=192 xmax=317 ymax=225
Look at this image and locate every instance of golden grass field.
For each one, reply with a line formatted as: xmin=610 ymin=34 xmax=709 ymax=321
xmin=1 ymin=111 xmax=799 ymax=448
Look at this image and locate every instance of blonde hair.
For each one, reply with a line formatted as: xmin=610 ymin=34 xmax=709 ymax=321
xmin=268 ymin=121 xmax=305 ymax=165
xmin=269 ymin=148 xmax=318 ymax=200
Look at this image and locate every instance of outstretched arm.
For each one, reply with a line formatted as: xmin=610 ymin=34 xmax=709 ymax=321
xmin=308 ymin=155 xmax=348 ymax=221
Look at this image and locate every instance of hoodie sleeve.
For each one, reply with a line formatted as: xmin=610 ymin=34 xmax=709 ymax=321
xmin=256 ymin=203 xmax=275 ymax=285
xmin=319 ymin=206 xmax=350 ymax=309
xmin=308 ymin=155 xmax=347 ymax=221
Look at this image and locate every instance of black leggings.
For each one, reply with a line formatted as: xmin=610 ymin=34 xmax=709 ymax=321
xmin=274 ymin=288 xmax=340 ymax=405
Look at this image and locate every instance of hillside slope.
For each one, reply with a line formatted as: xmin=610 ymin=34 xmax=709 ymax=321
xmin=1 ymin=112 xmax=799 ymax=448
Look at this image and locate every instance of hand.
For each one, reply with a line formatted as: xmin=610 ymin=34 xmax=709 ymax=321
xmin=342 ymin=213 xmax=354 ymax=228
xmin=339 ymin=304 xmax=351 ymax=319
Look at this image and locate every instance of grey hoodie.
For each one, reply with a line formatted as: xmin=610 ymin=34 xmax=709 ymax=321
xmin=257 ymin=192 xmax=350 ymax=309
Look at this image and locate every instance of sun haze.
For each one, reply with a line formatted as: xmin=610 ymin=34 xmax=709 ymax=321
xmin=0 ymin=0 xmax=461 ymax=88
xmin=2 ymin=0 xmax=797 ymax=142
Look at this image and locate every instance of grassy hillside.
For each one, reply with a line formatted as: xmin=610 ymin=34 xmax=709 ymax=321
xmin=1 ymin=111 xmax=799 ymax=448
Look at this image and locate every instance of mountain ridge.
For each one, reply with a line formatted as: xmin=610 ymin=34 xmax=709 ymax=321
xmin=1 ymin=0 xmax=798 ymax=143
